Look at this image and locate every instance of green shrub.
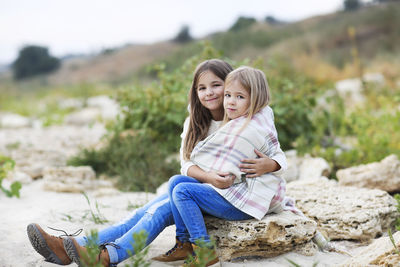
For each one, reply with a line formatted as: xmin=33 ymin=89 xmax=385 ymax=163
xmin=0 ymin=155 xmax=21 ymax=198
xmin=298 ymin=83 xmax=400 ymax=175
xmin=68 ymin=134 xmax=180 ymax=192
xmin=262 ymin=57 xmax=324 ymax=150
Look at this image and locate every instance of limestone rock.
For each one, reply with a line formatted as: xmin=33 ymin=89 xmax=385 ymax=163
xmin=287 ymin=177 xmax=399 ymax=241
xmin=363 ymin=72 xmax=385 ymax=85
xmin=42 ymin=166 xmax=114 ymax=193
xmin=340 ymin=231 xmax=400 ymax=267
xmin=156 ymin=181 xmax=168 ymax=196
xmin=0 ymin=124 xmax=106 ymax=158
xmin=7 ymin=171 xmax=32 ymax=184
xmin=298 ymin=156 xmax=331 ymax=181
xmin=281 ymin=151 xmax=331 ymax=183
xmin=87 ymin=95 xmax=120 ymax=121
xmin=64 ymin=108 xmax=100 ymax=126
xmin=337 ymin=154 xmax=400 ymax=193
xmin=335 ymin=78 xmax=365 ymax=108
xmin=11 ymin=149 xmax=67 ymax=179
xmin=0 ymin=113 xmax=30 ymax=128
xmin=281 ymin=150 xmax=300 ymax=182
xmin=204 ymin=211 xmax=317 ymax=261
xmin=58 ymin=98 xmax=85 ymax=109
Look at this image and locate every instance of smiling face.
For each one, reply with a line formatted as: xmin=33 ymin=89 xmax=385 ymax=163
xmin=223 ymin=79 xmax=251 ymax=120
xmin=196 ymin=70 xmax=225 ymax=120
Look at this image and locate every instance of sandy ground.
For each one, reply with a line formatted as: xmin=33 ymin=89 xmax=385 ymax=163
xmin=1 ymin=178 xmax=367 ymax=267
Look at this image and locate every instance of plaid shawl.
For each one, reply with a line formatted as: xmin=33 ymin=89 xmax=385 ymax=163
xmin=191 ymin=106 xmax=286 ymax=220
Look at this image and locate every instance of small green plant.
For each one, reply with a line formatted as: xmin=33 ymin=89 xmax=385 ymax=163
xmin=125 ymin=230 xmax=150 ymax=267
xmin=127 ymin=201 xmax=143 ymax=211
xmin=184 ymin=239 xmax=217 ymax=267
xmin=82 ymin=193 xmax=109 ymax=224
xmin=286 ymin=258 xmax=319 ymax=267
xmin=394 ymin=194 xmax=400 ymax=231
xmin=80 ymin=230 xmax=104 ymax=267
xmin=79 ymin=229 xmax=151 ymax=267
xmin=286 ymin=258 xmax=302 ymax=267
xmin=388 ymin=228 xmax=400 ymax=255
xmin=0 ymin=155 xmax=21 ymax=198
xmin=60 ymin=213 xmax=74 ymax=222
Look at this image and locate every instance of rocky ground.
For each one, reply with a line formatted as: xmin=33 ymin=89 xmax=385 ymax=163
xmin=1 ymin=95 xmax=400 ymax=266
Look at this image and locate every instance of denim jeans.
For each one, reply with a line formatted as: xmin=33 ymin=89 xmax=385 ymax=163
xmin=168 ymin=175 xmax=252 ymax=244
xmin=75 ymin=192 xmax=174 ymax=264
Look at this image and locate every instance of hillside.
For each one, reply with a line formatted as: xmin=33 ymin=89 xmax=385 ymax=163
xmin=1 ymin=2 xmax=399 ymax=88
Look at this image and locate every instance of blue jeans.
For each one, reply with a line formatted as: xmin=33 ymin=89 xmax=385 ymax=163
xmin=75 ymin=192 xmax=174 ymax=264
xmin=168 ymin=175 xmax=252 ymax=244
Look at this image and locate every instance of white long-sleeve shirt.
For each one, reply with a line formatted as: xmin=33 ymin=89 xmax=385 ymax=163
xmin=179 ymin=117 xmax=287 ymax=176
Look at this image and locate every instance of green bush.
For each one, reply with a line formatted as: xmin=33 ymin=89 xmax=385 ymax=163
xmin=0 ymin=155 xmax=21 ymax=198
xmin=262 ymin=57 xmax=324 ymax=150
xmin=299 ymin=83 xmax=400 ymax=175
xmin=68 ymin=134 xmax=180 ymax=192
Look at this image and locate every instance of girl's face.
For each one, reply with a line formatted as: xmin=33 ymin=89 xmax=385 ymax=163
xmin=223 ymin=79 xmax=251 ymax=120
xmin=197 ymin=71 xmax=225 ymax=119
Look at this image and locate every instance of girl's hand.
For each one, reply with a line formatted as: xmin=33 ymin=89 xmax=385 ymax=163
xmin=207 ymin=171 xmax=235 ymax=189
xmin=239 ymin=149 xmax=280 ymax=178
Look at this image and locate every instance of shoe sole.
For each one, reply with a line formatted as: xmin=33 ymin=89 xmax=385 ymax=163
xmin=27 ymin=223 xmax=64 ymax=265
xmin=63 ymin=237 xmax=82 ymax=266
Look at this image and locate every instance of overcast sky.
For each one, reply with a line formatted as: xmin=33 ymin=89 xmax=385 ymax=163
xmin=0 ymin=0 xmax=345 ymax=64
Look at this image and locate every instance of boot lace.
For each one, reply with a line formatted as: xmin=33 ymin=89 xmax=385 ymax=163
xmin=98 ymin=243 xmax=120 ymax=263
xmin=47 ymin=226 xmax=83 ymax=238
xmin=99 ymin=242 xmax=121 ymax=250
xmin=165 ymin=242 xmax=182 ymax=256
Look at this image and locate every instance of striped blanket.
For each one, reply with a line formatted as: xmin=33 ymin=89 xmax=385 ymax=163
xmin=190 ymin=106 xmax=287 ymax=220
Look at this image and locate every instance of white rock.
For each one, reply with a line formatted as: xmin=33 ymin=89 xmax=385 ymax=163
xmin=87 ymin=95 xmax=120 ymax=121
xmin=287 ymin=177 xmax=399 ymax=241
xmin=156 ymin=181 xmax=169 ymax=196
xmin=340 ymin=231 xmax=400 ymax=266
xmin=0 ymin=124 xmax=106 ymax=158
xmin=11 ymin=149 xmax=67 ymax=179
xmin=0 ymin=113 xmax=30 ymax=128
xmin=298 ymin=156 xmax=331 ymax=180
xmin=363 ymin=72 xmax=385 ymax=85
xmin=58 ymin=98 xmax=85 ymax=109
xmin=64 ymin=108 xmax=101 ymax=126
xmin=281 ymin=150 xmax=301 ymax=182
xmin=281 ymin=151 xmax=331 ymax=183
xmin=335 ymin=78 xmax=365 ymax=107
xmin=205 ymin=211 xmax=317 ymax=261
xmin=7 ymin=171 xmax=32 ymax=184
xmin=337 ymin=154 xmax=400 ymax=192
xmin=42 ymin=166 xmax=114 ymax=193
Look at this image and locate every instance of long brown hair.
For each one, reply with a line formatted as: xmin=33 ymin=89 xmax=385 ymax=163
xmin=183 ymin=59 xmax=233 ymax=160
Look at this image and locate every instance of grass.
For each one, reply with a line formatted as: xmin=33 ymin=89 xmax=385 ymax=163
xmin=82 ymin=192 xmax=109 ymax=224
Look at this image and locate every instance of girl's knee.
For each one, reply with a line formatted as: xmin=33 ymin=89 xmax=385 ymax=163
xmin=172 ymin=183 xmax=190 ymax=202
xmin=168 ymin=175 xmax=192 ymax=191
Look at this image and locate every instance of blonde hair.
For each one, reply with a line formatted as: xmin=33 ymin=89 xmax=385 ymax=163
xmin=223 ymin=66 xmax=270 ymax=125
xmin=183 ymin=59 xmax=233 ymax=160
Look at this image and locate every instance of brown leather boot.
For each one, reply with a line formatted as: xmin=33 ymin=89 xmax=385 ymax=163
xmin=63 ymin=237 xmax=111 ymax=267
xmin=152 ymin=238 xmax=194 ymax=262
xmin=183 ymin=244 xmax=219 ymax=267
xmin=27 ymin=223 xmax=72 ymax=265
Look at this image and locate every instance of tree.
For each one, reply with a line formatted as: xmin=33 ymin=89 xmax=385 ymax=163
xmin=265 ymin=16 xmax=283 ymax=25
xmin=173 ymin=25 xmax=193 ymax=43
xmin=229 ymin=16 xmax=257 ymax=32
xmin=13 ymin=45 xmax=60 ymax=80
xmin=344 ymin=0 xmax=361 ymax=11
